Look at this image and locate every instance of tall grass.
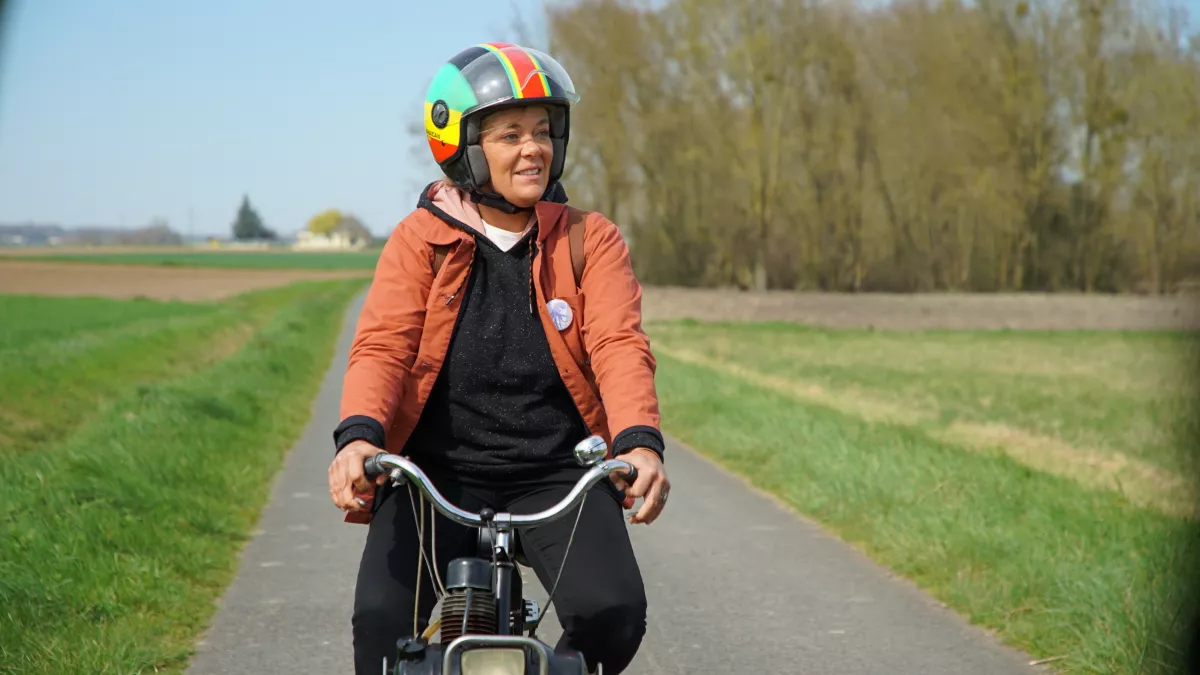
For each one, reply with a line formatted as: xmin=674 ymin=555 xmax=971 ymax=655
xmin=0 ymin=279 xmax=364 ymax=673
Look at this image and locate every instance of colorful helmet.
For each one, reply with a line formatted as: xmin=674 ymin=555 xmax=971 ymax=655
xmin=424 ymin=43 xmax=580 ymax=197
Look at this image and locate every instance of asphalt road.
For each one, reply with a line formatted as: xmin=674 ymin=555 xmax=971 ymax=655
xmin=185 ymin=291 xmax=1039 ymax=675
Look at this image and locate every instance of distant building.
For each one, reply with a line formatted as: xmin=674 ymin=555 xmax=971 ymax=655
xmin=0 ymin=223 xmax=67 ymax=246
xmin=0 ymin=221 xmax=180 ymax=247
xmin=293 ymin=215 xmax=374 ymax=250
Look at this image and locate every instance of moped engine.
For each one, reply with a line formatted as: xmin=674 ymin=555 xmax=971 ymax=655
xmin=439 ymin=557 xmax=496 ymax=643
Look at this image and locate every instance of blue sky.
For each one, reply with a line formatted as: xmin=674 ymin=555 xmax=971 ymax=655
xmin=0 ymin=0 xmax=557 ymax=237
xmin=0 ymin=0 xmax=1197 ymax=238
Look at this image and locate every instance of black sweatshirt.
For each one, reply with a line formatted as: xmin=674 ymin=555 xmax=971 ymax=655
xmin=402 ymin=224 xmax=592 ymax=480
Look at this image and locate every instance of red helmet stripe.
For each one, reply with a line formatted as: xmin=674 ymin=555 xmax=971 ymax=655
xmin=430 ymin=139 xmax=458 ymax=163
xmin=479 ymin=44 xmax=521 ymax=98
xmin=505 ymin=47 xmax=550 ymax=99
xmin=479 ymin=43 xmax=548 ymax=100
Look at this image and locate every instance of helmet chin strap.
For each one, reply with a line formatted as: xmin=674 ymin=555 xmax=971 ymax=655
xmin=467 ymin=181 xmax=566 ymax=215
xmin=467 ymin=187 xmax=533 ymax=215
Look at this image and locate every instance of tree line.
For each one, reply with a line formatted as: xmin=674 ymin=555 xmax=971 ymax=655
xmin=541 ymin=0 xmax=1200 ymax=293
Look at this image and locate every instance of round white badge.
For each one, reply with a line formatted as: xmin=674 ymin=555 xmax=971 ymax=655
xmin=547 ymin=298 xmax=573 ymax=331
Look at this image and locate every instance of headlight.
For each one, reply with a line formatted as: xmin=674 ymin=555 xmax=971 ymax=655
xmin=460 ymin=647 xmax=525 ymax=675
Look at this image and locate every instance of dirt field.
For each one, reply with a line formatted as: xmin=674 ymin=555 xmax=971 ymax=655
xmin=641 ymin=286 xmax=1200 ymax=331
xmin=3 ymin=259 xmax=1197 ymax=330
xmin=0 ymin=246 xmax=199 ymax=256
xmin=0 ymin=260 xmax=370 ymax=302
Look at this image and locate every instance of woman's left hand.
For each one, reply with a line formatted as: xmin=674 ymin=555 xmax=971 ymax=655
xmin=612 ymin=447 xmax=670 ymax=525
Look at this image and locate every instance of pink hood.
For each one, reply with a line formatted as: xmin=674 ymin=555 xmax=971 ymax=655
xmin=428 ymin=181 xmax=536 ymax=241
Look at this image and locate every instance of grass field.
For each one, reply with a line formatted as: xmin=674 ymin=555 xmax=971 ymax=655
xmin=0 ymin=279 xmax=366 ymax=673
xmin=3 ymin=241 xmax=1197 ymax=674
xmin=647 ymin=320 xmax=1200 ymax=674
xmin=5 ymin=250 xmax=382 ymax=270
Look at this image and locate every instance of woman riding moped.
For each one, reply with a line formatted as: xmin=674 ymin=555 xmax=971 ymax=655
xmin=326 ymin=43 xmax=671 ymax=675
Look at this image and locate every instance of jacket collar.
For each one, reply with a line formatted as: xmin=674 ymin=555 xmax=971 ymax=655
xmin=416 ymin=180 xmax=570 ymax=246
xmin=534 ymin=201 xmax=568 ymax=243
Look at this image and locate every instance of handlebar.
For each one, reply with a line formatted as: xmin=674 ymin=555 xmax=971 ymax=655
xmin=363 ymin=452 xmax=639 ymax=529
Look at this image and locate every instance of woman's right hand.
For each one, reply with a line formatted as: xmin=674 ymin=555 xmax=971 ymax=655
xmin=328 ymin=440 xmax=388 ymax=512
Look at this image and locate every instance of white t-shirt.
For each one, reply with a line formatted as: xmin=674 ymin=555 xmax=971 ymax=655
xmin=481 ymin=219 xmax=533 ymax=252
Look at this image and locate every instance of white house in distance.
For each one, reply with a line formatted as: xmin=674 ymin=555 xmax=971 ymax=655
xmin=292 ymin=215 xmax=374 ymax=251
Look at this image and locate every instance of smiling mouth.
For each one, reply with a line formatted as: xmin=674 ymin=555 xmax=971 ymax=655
xmin=517 ymin=168 xmax=542 ymax=177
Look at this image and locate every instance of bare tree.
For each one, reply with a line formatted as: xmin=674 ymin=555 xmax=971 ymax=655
xmin=528 ymin=0 xmax=1200 ymax=293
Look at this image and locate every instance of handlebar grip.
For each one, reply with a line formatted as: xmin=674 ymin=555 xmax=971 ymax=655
xmin=363 ymin=452 xmax=387 ymax=479
xmin=622 ymin=463 xmax=638 ymax=485
xmin=619 ymin=463 xmax=639 ymax=511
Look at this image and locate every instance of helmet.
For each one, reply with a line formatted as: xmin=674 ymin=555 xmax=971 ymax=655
xmin=423 ymin=43 xmax=580 ymax=212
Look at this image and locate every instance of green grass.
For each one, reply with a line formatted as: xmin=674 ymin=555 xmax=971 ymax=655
xmin=649 ymin=320 xmax=1200 ymax=674
xmin=8 ymin=250 xmax=382 ymax=270
xmin=0 ymin=295 xmax=217 ymax=350
xmin=0 ymin=290 xmax=311 ymax=457
xmin=0 ymin=278 xmax=366 ymax=673
xmin=650 ymin=321 xmax=1200 ymax=478
xmin=1 ymin=296 xmax=240 ymax=457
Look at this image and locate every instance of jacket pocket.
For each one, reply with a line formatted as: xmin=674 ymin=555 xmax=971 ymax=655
xmin=547 ymin=291 xmax=591 ymax=372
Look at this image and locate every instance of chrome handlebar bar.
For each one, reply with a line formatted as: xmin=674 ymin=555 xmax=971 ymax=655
xmin=362 ymin=437 xmax=638 ymax=529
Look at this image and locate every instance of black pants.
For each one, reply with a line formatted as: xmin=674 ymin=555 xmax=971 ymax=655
xmin=352 ymin=470 xmax=648 ymax=674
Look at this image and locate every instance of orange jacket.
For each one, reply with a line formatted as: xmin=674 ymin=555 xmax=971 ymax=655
xmin=339 ymin=186 xmax=662 ymax=485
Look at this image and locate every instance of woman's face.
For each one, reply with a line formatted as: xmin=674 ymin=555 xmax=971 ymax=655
xmin=479 ymin=106 xmax=553 ymax=208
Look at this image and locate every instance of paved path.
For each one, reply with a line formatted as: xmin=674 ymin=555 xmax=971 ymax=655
xmin=186 ymin=291 xmax=1039 ymax=674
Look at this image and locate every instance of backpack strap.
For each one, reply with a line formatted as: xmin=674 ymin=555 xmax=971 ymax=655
xmin=432 ymin=243 xmax=451 ymax=277
xmin=566 ymin=207 xmax=587 ymax=288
